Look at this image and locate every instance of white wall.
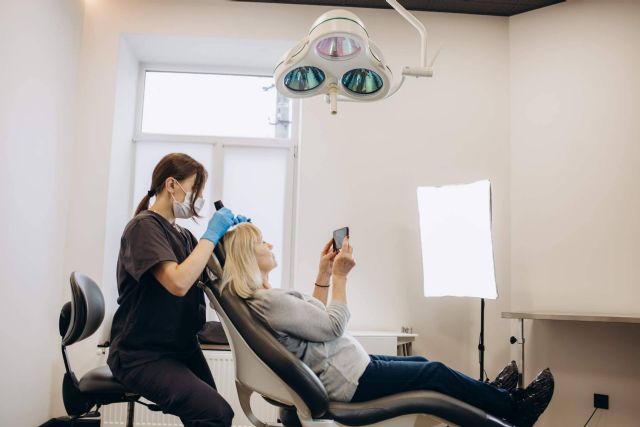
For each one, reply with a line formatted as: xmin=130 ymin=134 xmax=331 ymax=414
xmin=510 ymin=0 xmax=640 ymax=425
xmin=59 ymin=0 xmax=512 ymax=418
xmin=0 ymin=0 xmax=84 ymax=425
xmin=99 ymin=37 xmax=139 ymax=344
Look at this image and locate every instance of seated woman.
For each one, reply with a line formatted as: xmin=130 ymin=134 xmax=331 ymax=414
xmin=220 ymin=223 xmax=554 ymax=427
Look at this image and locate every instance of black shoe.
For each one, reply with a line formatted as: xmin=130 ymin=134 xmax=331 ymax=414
xmin=511 ymin=368 xmax=555 ymax=427
xmin=490 ymin=360 xmax=519 ymax=391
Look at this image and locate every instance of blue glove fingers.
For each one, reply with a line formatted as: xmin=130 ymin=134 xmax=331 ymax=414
xmin=202 ymin=208 xmax=236 ymax=244
xmin=234 ymin=215 xmax=250 ymax=224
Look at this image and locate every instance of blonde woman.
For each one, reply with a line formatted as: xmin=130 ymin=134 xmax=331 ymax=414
xmin=221 ymin=223 xmax=554 ymax=427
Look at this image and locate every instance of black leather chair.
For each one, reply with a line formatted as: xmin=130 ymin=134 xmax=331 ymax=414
xmin=201 ymin=253 xmax=515 ymax=427
xmin=58 ymin=272 xmax=159 ymax=426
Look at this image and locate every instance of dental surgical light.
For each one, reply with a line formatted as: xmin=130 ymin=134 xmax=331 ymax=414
xmin=274 ymin=1 xmax=437 ymax=114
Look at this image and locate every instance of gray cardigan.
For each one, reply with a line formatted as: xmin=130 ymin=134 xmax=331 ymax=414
xmin=246 ymin=288 xmax=370 ymax=402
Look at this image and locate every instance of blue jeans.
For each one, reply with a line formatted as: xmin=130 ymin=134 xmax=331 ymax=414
xmin=351 ymin=355 xmax=515 ymax=420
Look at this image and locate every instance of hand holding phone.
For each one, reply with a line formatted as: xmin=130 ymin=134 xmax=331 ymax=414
xmin=332 ymin=231 xmax=355 ymax=278
xmin=332 ymin=227 xmax=350 ymax=252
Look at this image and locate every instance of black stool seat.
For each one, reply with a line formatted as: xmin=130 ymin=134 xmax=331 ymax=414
xmin=326 ymin=391 xmax=512 ymax=427
xmin=78 ymin=365 xmax=138 ymax=403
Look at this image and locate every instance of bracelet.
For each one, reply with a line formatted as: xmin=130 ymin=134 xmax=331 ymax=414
xmin=314 ymin=282 xmax=330 ymax=288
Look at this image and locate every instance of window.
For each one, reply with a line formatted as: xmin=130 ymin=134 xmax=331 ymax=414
xmin=141 ymin=71 xmax=291 ymax=139
xmin=132 ymin=69 xmax=298 ymax=299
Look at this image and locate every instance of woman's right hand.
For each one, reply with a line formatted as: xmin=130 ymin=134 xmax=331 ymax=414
xmin=331 ymin=237 xmax=355 ymax=278
xmin=318 ymin=239 xmax=338 ymax=278
xmin=201 ymin=207 xmax=235 ymax=244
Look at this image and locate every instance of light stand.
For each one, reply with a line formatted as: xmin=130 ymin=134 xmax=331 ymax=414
xmin=417 ymin=180 xmax=498 ymax=383
xmin=479 ymin=298 xmax=485 ymax=381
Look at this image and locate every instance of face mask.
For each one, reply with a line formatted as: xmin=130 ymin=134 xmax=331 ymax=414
xmin=171 ymin=180 xmax=205 ymax=219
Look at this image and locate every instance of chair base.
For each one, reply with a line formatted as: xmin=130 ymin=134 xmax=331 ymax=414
xmin=48 ymin=400 xmax=142 ymax=427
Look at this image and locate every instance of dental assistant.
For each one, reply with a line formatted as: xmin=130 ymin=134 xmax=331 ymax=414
xmin=107 ymin=153 xmax=247 ymax=427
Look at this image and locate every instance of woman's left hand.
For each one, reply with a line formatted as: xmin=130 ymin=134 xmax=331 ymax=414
xmin=317 ymin=239 xmax=337 ymax=282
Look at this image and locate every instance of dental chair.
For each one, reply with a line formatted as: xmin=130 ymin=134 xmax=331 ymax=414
xmin=200 ymin=253 xmax=514 ymax=427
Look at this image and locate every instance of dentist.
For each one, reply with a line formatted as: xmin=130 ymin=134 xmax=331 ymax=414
xmin=107 ymin=153 xmax=247 ymax=427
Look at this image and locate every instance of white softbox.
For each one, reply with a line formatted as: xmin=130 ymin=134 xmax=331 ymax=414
xmin=417 ymin=180 xmax=497 ymax=299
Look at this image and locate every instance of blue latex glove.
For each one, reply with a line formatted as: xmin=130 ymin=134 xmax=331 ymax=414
xmin=201 ymin=207 xmax=235 ymax=244
xmin=234 ymin=214 xmax=251 ymax=224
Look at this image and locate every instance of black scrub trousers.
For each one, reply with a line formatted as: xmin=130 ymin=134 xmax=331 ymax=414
xmin=107 ymin=210 xmax=233 ymax=427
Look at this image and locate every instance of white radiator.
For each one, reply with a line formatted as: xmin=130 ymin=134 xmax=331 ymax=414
xmin=101 ymin=350 xmax=279 ymax=427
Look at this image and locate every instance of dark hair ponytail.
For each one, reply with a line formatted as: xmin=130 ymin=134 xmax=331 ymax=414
xmin=135 ymin=153 xmax=208 ymax=217
xmin=135 ymin=193 xmax=154 ymax=217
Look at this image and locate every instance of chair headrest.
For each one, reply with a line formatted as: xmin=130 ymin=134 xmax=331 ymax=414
xmin=59 ymin=301 xmax=72 ymax=337
xmin=62 ymin=272 xmax=105 ymax=346
xmin=209 ymin=274 xmax=330 ymax=418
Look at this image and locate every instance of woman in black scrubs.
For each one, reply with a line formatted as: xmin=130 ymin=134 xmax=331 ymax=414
xmin=107 ymin=153 xmax=247 ymax=427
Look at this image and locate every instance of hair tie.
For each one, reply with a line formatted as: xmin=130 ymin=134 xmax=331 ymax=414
xmin=147 ymin=189 xmax=156 ymax=197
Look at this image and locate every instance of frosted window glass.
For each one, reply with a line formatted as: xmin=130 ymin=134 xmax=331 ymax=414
xmin=222 ymin=146 xmax=288 ymax=288
xmin=133 ymin=141 xmax=215 ymax=239
xmin=417 ymin=180 xmax=497 ymax=299
xmin=141 ymin=72 xmax=282 ymax=138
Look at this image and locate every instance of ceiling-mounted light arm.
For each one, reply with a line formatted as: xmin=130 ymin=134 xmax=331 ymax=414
xmin=385 ymin=0 xmax=435 ymax=78
xmin=385 ymin=0 xmax=428 ymax=68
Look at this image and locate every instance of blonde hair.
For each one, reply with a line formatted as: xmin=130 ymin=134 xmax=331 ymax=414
xmin=220 ymin=222 xmax=264 ymax=299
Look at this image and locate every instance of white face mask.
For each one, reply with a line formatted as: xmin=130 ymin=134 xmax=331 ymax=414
xmin=171 ymin=180 xmax=205 ymax=219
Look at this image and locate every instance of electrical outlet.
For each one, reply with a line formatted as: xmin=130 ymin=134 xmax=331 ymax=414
xmin=594 ymin=393 xmax=609 ymax=410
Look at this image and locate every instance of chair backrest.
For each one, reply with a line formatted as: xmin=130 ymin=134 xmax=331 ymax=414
xmin=61 ymin=272 xmax=105 ymax=346
xmin=204 ymin=259 xmax=330 ymax=419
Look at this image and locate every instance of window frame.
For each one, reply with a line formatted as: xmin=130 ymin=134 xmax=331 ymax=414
xmin=132 ymin=63 xmax=300 ymax=290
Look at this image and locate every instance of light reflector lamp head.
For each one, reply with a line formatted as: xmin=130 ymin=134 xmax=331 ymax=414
xmin=341 ymin=68 xmax=384 ymax=95
xmin=283 ymin=66 xmax=325 ymax=92
xmin=315 ymin=36 xmax=362 ymax=60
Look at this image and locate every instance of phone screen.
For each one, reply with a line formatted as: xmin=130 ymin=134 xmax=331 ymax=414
xmin=333 ymin=227 xmax=349 ymax=251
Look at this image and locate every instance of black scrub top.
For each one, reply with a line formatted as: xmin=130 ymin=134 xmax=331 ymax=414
xmin=107 ymin=210 xmax=206 ymax=374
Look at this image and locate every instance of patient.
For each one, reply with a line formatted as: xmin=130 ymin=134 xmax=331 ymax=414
xmin=220 ymin=223 xmax=554 ymax=427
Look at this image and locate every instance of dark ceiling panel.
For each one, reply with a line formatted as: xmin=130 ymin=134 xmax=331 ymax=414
xmin=232 ymin=0 xmax=565 ymax=17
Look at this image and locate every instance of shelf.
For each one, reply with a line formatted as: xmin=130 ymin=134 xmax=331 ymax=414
xmin=502 ymin=311 xmax=640 ymax=324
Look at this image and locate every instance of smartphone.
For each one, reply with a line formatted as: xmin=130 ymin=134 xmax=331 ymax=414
xmin=332 ymin=227 xmax=350 ymax=251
